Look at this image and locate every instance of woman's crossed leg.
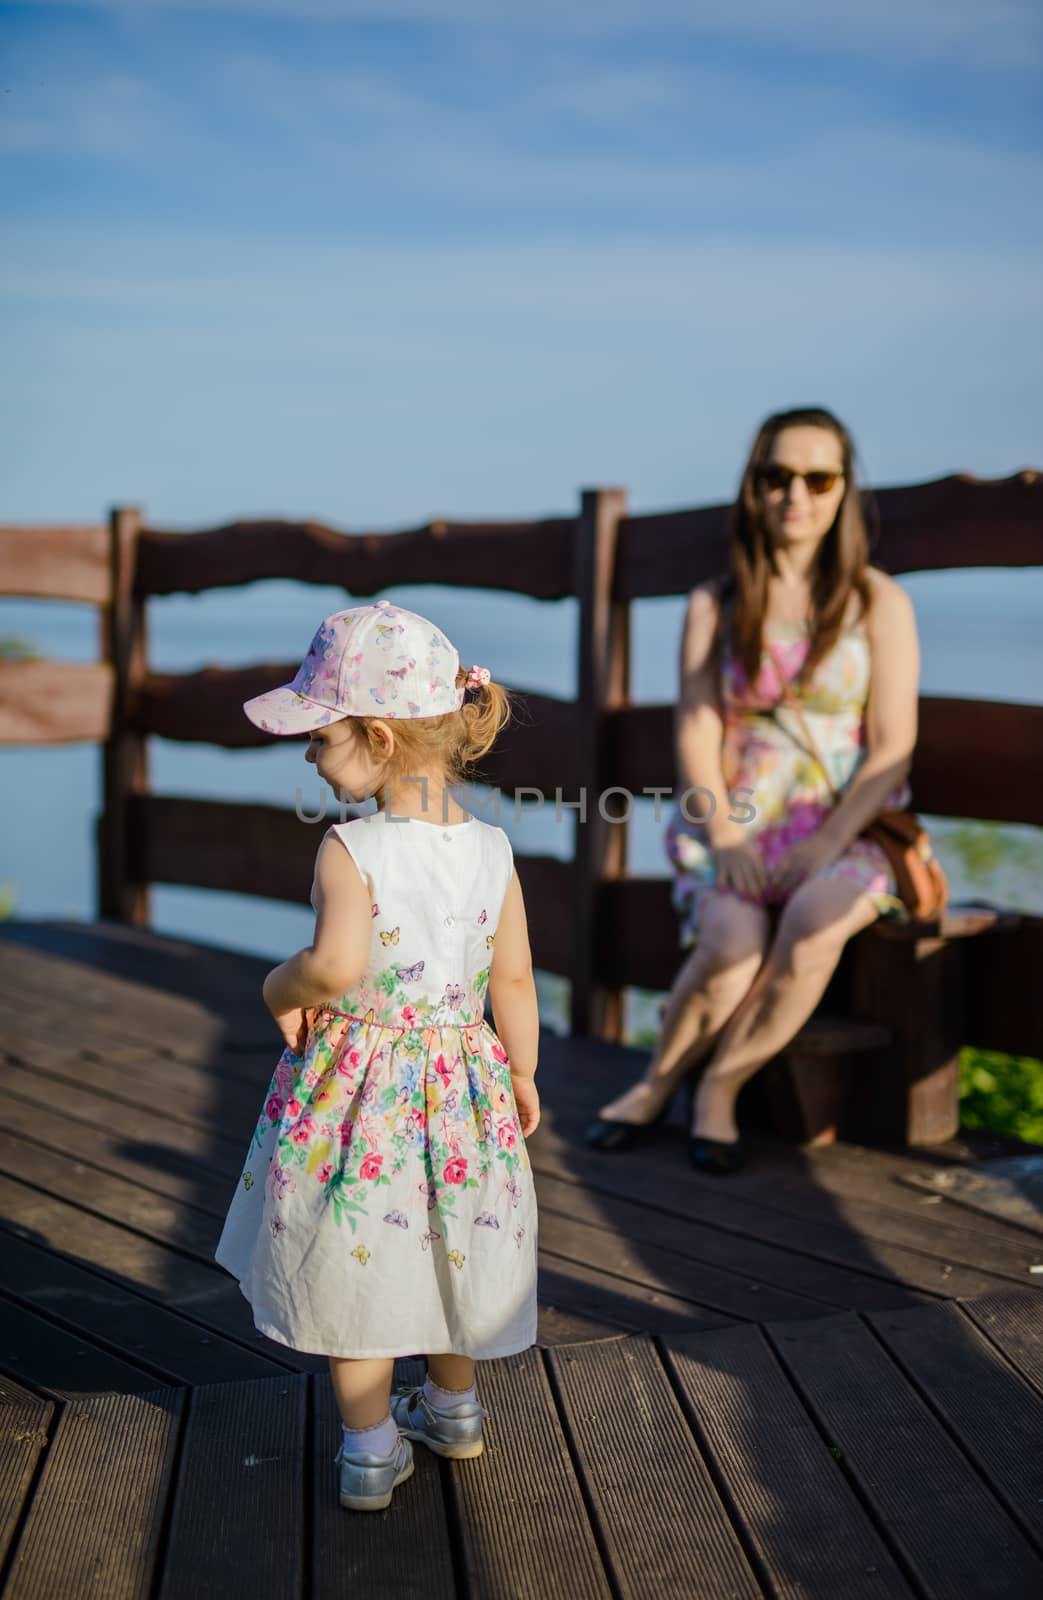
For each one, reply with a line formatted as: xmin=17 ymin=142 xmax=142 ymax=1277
xmin=596 ymin=890 xmax=772 ymax=1126
xmin=690 ymin=874 xmax=881 ymax=1141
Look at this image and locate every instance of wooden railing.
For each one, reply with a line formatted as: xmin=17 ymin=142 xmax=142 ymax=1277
xmin=2 ymin=471 xmax=1041 ymax=1067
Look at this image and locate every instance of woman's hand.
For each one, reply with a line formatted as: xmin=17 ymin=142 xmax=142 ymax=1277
xmin=769 ymin=832 xmax=844 ymax=899
xmin=708 ymin=820 xmax=771 ymax=902
xmin=511 ymin=1073 xmax=541 ymax=1138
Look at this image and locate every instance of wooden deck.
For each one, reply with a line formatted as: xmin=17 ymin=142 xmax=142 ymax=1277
xmin=1 ymin=920 xmax=1042 ymax=1599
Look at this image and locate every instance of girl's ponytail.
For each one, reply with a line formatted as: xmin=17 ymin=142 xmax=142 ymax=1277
xmin=456 ymin=668 xmax=512 ymax=767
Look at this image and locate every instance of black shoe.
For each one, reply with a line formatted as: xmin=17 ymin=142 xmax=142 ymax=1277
xmin=585 ymin=1099 xmax=670 ymax=1153
xmin=688 ymin=1134 xmax=745 ymax=1175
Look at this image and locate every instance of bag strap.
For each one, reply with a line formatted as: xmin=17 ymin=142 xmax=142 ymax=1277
xmin=761 ymin=634 xmax=842 ymax=804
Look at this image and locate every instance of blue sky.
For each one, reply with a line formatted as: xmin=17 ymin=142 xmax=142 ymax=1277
xmin=2 ymin=0 xmax=1041 ymax=527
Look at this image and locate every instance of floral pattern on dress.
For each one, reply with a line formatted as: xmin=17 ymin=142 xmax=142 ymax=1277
xmin=245 ymin=1004 xmax=528 ymax=1254
xmin=665 ymin=618 xmax=914 ymax=947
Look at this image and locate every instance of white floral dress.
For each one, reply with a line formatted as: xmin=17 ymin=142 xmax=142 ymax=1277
xmin=214 ymin=814 xmax=538 ymax=1361
xmin=664 ymin=616 xmax=914 ymax=949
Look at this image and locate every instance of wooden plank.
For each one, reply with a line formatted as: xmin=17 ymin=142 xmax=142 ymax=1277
xmin=136 ymin=666 xmax=581 ymax=782
xmin=312 ymin=1360 xmax=458 ymax=1600
xmin=960 ymin=1287 xmax=1043 ymax=1397
xmin=538 ymin=1204 xmax=830 ymax=1324
xmin=534 ymin=1168 xmax=930 ymax=1318
xmin=1 ymin=1230 xmax=285 ymax=1385
xmin=538 ymin=1254 xmax=734 ymax=1338
xmin=614 ymin=470 xmax=1043 ymax=600
xmin=0 ymin=1172 xmax=322 ymax=1375
xmin=538 ymin=1080 xmax=1042 ymax=1294
xmin=0 ymin=921 xmax=270 ymax=1017
xmin=0 ymin=1068 xmax=244 ymax=1189
xmin=0 ymin=523 xmax=110 ymax=604
xmin=0 ymin=1125 xmax=221 ymax=1256
xmin=0 ymin=1062 xmax=243 ymax=1177
xmin=0 ymin=1375 xmax=54 ymax=1572
xmin=866 ymin=1300 xmax=1043 ymax=1552
xmin=136 ymin=513 xmax=577 ymax=600
xmin=3 ymin=1387 xmax=183 ymax=1600
xmin=127 ymin=793 xmax=336 ymax=904
xmin=535 ymin=1301 xmax=632 ymax=1346
xmin=1 ymin=1033 xmax=270 ymax=1138
xmin=98 ymin=505 xmax=150 ymax=924
xmin=605 ymin=698 xmax=1043 ymax=828
xmin=547 ymin=1336 xmax=761 ymax=1599
xmin=158 ymin=1374 xmax=306 ymax=1600
xmin=444 ymin=1347 xmax=611 ymax=1600
xmin=571 ymin=485 xmax=629 ymax=1040
xmin=748 ymin=1139 xmax=1043 ymax=1253
xmin=0 ymin=1290 xmax=171 ymax=1398
xmin=662 ymin=1321 xmax=915 ymax=1599
xmin=0 ymin=660 xmax=113 ymax=744
xmin=766 ymin=1309 xmax=1043 ymax=1598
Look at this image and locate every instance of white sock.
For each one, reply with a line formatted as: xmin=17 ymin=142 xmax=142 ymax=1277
xmin=424 ymin=1374 xmax=477 ymax=1411
xmin=341 ymin=1412 xmax=398 ymax=1458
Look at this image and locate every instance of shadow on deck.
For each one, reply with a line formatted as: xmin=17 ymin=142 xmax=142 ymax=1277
xmin=1 ymin=920 xmax=1042 ymax=1599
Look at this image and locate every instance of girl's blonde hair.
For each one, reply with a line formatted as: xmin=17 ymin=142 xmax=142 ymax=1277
xmin=353 ymin=667 xmax=512 ymax=789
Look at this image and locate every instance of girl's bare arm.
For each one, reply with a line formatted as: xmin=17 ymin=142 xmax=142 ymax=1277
xmin=487 ymin=870 xmax=539 ymax=1080
xmin=262 ymin=830 xmax=372 ymax=1015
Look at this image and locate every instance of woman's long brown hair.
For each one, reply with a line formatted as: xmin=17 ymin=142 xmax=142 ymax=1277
xmin=716 ymin=406 xmax=878 ymax=691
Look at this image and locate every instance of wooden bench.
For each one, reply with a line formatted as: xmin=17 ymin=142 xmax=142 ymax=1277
xmin=1 ymin=469 xmax=1040 ymax=1150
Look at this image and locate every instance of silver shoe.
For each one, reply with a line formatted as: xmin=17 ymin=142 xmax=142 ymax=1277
xmin=390 ymin=1385 xmax=489 ymax=1460
xmin=335 ymin=1431 xmax=414 ymax=1511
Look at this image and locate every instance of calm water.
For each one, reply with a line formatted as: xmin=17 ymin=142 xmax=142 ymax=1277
xmin=3 ymin=569 xmax=1042 ymax=1003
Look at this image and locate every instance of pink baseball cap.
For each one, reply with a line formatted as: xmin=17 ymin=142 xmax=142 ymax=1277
xmin=243 ymin=600 xmax=488 ymax=735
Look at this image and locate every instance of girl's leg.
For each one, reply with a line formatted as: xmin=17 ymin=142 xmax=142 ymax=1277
xmin=690 ymin=877 xmax=881 ymax=1142
xmin=597 ymin=892 xmax=772 ymax=1125
xmin=427 ymin=1353 xmax=476 ymax=1393
xmin=328 ymin=1355 xmax=395 ymax=1430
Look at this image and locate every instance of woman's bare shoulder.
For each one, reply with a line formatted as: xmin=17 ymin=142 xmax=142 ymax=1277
xmin=862 ymin=566 xmax=916 ymax=635
xmin=685 ymin=575 xmax=728 ymax=616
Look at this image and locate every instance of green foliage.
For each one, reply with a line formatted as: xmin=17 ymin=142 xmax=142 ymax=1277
xmin=959 ymin=1047 xmax=1043 ymax=1144
xmin=944 ymin=819 xmax=1043 ymax=881
xmin=0 ymin=636 xmax=40 ymax=660
xmin=0 ymin=884 xmax=14 ymax=921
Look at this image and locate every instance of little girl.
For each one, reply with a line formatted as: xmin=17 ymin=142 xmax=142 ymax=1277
xmin=214 ymin=598 xmax=540 ymax=1512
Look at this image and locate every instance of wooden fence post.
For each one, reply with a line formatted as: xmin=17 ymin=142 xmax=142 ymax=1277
xmin=571 ymin=485 xmax=630 ymax=1040
xmin=98 ymin=505 xmax=150 ymax=924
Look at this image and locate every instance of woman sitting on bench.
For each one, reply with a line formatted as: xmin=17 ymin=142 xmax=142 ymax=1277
xmin=586 ymin=405 xmax=919 ymax=1175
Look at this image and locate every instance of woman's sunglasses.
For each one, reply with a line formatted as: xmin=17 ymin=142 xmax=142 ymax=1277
xmin=756 ymin=464 xmax=844 ymax=496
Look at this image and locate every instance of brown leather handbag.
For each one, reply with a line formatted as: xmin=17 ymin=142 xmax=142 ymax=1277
xmin=763 ymin=637 xmax=949 ymax=922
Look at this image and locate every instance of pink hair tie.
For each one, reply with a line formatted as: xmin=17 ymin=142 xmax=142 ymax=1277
xmin=465 ymin=664 xmax=491 ymax=689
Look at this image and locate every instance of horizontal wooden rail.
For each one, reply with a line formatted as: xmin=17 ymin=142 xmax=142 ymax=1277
xmin=0 ymin=659 xmax=114 ymax=743
xmin=614 ymin=471 xmax=1042 ymax=600
xmin=0 ymin=525 xmax=110 ymax=604
xmin=131 ymin=669 xmax=582 ymax=791
xmin=134 ymin=515 xmax=578 ymax=601
xmin=124 ymin=794 xmax=574 ymax=976
xmin=605 ymin=697 xmax=1043 ymax=829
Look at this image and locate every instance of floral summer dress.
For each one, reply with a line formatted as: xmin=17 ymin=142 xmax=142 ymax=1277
xmin=214 ymin=814 xmax=538 ymax=1361
xmin=664 ymin=609 xmax=914 ymax=949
